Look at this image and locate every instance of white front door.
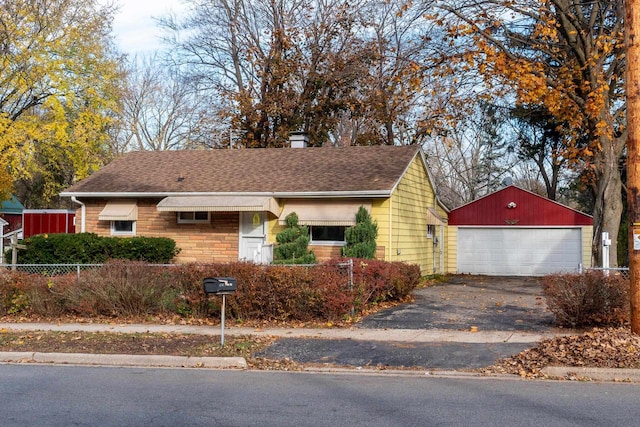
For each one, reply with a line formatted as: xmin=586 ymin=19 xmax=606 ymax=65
xmin=239 ymin=212 xmax=266 ymax=263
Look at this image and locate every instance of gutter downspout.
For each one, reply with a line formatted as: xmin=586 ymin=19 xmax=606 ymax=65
xmin=71 ymin=197 xmax=85 ymax=233
xmin=388 ymin=197 xmax=393 ymax=260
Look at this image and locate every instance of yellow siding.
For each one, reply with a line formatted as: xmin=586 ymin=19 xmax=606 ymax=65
xmin=371 ymin=198 xmax=390 ymax=254
xmin=582 ymin=226 xmax=593 ymax=268
xmin=372 ymin=155 xmax=448 ymax=275
xmin=446 ymin=226 xmax=457 ymax=274
xmin=265 ymin=156 xmax=452 ymax=274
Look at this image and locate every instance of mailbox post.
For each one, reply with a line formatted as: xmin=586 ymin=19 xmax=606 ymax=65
xmin=203 ymin=277 xmax=237 ymax=346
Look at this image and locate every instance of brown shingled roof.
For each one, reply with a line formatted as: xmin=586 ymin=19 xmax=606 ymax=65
xmin=62 ymin=145 xmax=421 ymax=196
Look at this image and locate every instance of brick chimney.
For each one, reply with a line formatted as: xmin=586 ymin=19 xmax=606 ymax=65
xmin=289 ymin=131 xmax=309 ymax=148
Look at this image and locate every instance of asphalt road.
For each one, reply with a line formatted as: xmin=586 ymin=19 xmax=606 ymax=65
xmin=2 ymin=365 xmax=639 ymax=427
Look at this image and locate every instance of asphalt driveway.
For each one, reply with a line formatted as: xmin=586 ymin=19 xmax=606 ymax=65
xmin=358 ymin=275 xmax=555 ymax=332
xmin=255 ymin=275 xmax=557 ymax=369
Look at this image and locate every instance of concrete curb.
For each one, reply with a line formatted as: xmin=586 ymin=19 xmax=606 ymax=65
xmin=0 ymin=352 xmax=247 ymax=369
xmin=542 ymin=366 xmax=640 ymax=383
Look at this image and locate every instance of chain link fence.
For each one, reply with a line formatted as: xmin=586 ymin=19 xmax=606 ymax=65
xmin=583 ymin=267 xmax=630 ymax=280
xmin=0 ymin=260 xmax=355 ymax=287
xmin=0 ymin=264 xmax=103 ymax=278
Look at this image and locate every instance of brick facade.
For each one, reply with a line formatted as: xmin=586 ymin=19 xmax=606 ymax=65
xmin=81 ymin=199 xmax=239 ymax=263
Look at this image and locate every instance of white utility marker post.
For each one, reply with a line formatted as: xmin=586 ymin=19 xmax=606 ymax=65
xmin=602 ymin=232 xmax=611 ymax=276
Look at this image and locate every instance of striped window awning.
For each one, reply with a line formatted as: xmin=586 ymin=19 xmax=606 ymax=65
xmin=157 ymin=196 xmax=280 ymax=216
xmin=99 ymin=201 xmax=138 ymax=221
xmin=279 ymin=200 xmax=371 ymax=226
xmin=426 ymin=207 xmax=445 ymax=225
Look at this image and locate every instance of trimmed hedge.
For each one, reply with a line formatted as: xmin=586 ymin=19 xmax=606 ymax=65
xmin=0 ymin=258 xmax=422 ymax=321
xmin=9 ymin=233 xmax=179 ymax=264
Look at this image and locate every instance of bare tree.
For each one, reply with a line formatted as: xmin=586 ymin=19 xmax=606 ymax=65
xmin=424 ymin=102 xmax=520 ymax=208
xmin=161 ymin=0 xmax=446 ymax=147
xmin=117 ymin=55 xmax=220 ymax=151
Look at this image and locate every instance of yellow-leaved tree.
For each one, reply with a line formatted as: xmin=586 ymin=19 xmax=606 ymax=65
xmin=0 ymin=0 xmax=124 ymax=207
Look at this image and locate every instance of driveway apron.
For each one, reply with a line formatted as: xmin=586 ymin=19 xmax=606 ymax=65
xmin=256 ymin=276 xmax=558 ymax=370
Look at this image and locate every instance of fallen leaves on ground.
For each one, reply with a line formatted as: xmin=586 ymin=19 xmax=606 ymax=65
xmin=484 ymin=327 xmax=640 ymax=379
xmin=0 ymin=329 xmax=276 ymax=359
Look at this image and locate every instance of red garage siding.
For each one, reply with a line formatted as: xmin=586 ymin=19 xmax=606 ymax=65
xmin=448 ymin=186 xmax=592 ymax=226
xmin=22 ymin=210 xmax=76 ymax=238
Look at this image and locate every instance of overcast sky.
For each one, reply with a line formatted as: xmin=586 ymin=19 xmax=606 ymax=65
xmin=109 ymin=0 xmax=186 ymax=55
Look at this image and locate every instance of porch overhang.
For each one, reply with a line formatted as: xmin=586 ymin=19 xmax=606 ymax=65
xmin=279 ymin=200 xmax=371 ymax=226
xmin=426 ymin=207 xmax=445 ymax=226
xmin=157 ymin=196 xmax=280 ymax=216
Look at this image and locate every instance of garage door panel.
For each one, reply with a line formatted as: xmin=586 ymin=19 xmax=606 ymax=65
xmin=457 ymin=228 xmax=582 ymax=276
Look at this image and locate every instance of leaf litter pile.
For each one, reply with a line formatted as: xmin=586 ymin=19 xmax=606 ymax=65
xmin=484 ymin=327 xmax=640 ymax=379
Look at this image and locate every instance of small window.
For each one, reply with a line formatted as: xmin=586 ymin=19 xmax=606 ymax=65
xmin=111 ymin=220 xmax=136 ymax=236
xmin=177 ymin=211 xmax=210 ymax=224
xmin=310 ymin=226 xmax=346 ymax=245
xmin=427 ymin=224 xmax=435 ymax=238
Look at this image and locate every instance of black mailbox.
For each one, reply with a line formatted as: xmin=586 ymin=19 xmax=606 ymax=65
xmin=203 ymin=277 xmax=237 ymax=295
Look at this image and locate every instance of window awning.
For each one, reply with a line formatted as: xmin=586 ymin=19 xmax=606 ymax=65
xmin=426 ymin=207 xmax=445 ymax=225
xmin=157 ymin=196 xmax=280 ymax=216
xmin=279 ymin=200 xmax=371 ymax=226
xmin=99 ymin=201 xmax=138 ymax=221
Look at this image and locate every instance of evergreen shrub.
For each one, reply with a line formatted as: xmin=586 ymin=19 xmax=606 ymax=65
xmin=273 ymin=213 xmax=316 ymax=264
xmin=342 ymin=206 xmax=378 ymax=259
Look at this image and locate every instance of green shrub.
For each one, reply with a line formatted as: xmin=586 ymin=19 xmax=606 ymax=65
xmin=342 ymin=206 xmax=378 ymax=259
xmin=542 ymin=272 xmax=629 ymax=327
xmin=273 ymin=213 xmax=316 ymax=264
xmin=13 ymin=233 xmax=179 ymax=264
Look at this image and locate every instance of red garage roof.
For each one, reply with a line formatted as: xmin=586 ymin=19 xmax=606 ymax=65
xmin=449 ymin=186 xmax=592 ymax=226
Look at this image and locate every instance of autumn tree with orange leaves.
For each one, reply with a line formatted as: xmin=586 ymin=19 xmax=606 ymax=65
xmin=435 ymin=0 xmax=626 ymax=266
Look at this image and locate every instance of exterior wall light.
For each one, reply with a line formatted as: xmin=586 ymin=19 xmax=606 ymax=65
xmin=507 ymin=202 xmax=517 ymax=209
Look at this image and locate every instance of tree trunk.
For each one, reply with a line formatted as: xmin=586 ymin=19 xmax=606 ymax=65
xmin=591 ymin=135 xmax=624 ymax=268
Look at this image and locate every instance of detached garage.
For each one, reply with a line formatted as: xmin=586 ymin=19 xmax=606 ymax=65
xmin=449 ymin=186 xmax=593 ymax=276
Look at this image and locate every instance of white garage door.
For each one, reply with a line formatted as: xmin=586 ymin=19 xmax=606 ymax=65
xmin=457 ymin=228 xmax=582 ymax=276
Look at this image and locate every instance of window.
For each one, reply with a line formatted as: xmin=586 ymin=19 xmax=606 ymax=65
xmin=111 ymin=220 xmax=136 ymax=236
xmin=177 ymin=211 xmax=210 ymax=224
xmin=427 ymin=224 xmax=435 ymax=238
xmin=310 ymin=226 xmax=346 ymax=245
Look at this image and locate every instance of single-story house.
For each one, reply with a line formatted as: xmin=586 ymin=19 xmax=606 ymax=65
xmin=448 ymin=185 xmax=593 ymax=276
xmin=60 ymin=139 xmax=450 ymax=275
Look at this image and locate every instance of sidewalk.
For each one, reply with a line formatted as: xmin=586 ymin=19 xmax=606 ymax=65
xmin=0 ymin=321 xmax=563 ymax=343
xmin=2 ymin=321 xmax=640 ymax=382
xmin=0 ymin=321 xmax=558 ymax=373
